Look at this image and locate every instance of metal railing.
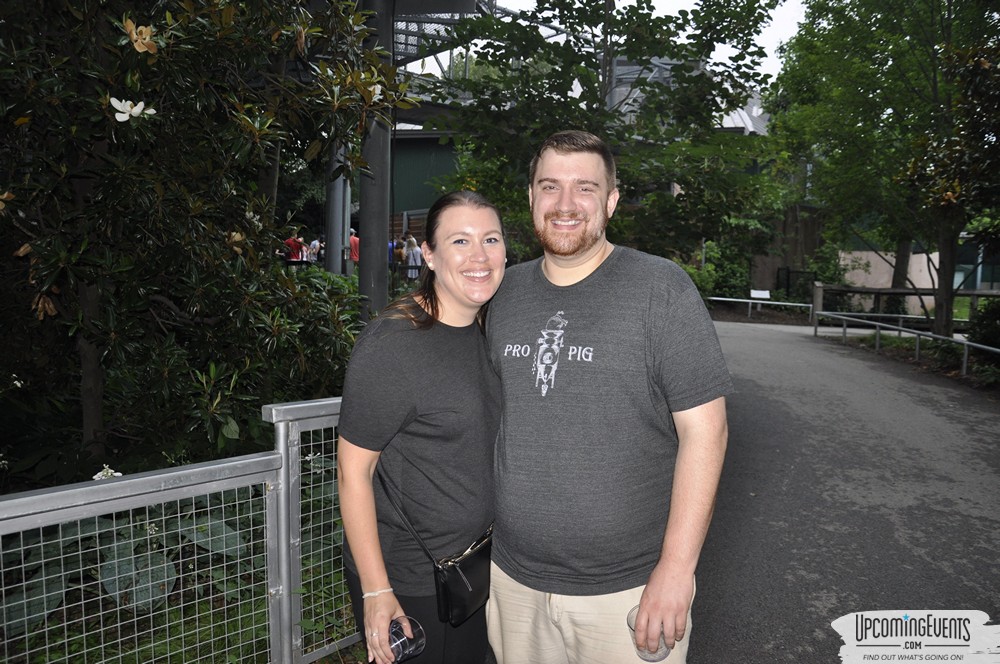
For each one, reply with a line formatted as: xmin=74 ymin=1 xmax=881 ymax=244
xmin=707 ymin=296 xmax=813 ymax=319
xmin=0 ymin=397 xmax=356 ymax=664
xmin=817 ymin=311 xmax=970 ymax=332
xmin=813 ymin=312 xmax=1000 ymax=376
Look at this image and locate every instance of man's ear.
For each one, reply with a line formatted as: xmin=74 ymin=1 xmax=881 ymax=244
xmin=606 ymin=187 xmax=620 ymax=218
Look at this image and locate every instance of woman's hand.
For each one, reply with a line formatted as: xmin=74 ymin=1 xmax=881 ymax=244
xmin=338 ymin=437 xmax=399 ymax=661
xmin=364 ymin=592 xmax=405 ymax=664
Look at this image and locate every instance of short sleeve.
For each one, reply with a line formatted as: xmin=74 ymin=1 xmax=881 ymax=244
xmin=649 ymin=266 xmax=734 ymax=412
xmin=338 ymin=320 xmax=417 ymax=450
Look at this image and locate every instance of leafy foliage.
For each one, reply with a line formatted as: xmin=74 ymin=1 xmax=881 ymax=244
xmin=0 ymin=1 xmax=410 ymax=489
xmin=968 ymin=298 xmax=1000 ymax=367
xmin=768 ymin=0 xmax=1000 ymax=336
xmin=1 ymin=490 xmax=273 ymax=661
xmin=423 ymin=0 xmax=777 ymax=264
xmin=907 ymin=45 xmax=1000 ymax=218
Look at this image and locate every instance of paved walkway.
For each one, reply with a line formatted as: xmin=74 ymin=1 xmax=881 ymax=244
xmin=689 ymin=321 xmax=1000 ymax=662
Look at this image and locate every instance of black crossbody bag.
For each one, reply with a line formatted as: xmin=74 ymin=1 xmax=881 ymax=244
xmin=377 ymin=471 xmax=493 ymax=627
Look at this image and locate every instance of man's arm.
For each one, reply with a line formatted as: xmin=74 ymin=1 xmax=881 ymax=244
xmin=633 ymin=396 xmax=728 ymax=652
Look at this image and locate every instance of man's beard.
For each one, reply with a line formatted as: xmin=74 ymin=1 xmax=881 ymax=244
xmin=533 ymin=208 xmax=608 ymax=257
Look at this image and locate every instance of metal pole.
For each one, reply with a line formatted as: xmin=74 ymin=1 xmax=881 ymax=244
xmin=811 ymin=281 xmax=823 ymax=326
xmin=272 ymin=420 xmax=294 ymax=663
xmin=359 ymin=0 xmax=393 ymax=320
xmin=324 ymin=144 xmax=346 ymax=274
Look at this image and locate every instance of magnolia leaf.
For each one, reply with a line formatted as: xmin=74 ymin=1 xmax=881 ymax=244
xmin=178 ymin=513 xmax=245 ymax=557
xmin=100 ymin=551 xmax=176 ymax=613
xmin=303 ymin=139 xmax=323 ymax=162
xmin=2 ymin=572 xmax=65 ymax=637
xmin=221 ymin=416 xmax=239 ymax=440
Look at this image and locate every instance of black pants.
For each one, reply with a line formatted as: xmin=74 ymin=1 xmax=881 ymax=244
xmin=346 ymin=567 xmax=489 ymax=664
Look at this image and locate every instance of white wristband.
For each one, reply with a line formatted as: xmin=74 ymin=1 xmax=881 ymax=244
xmin=362 ymin=587 xmax=394 ymax=599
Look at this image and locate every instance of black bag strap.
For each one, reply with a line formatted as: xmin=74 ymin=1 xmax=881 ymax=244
xmin=376 ymin=469 xmax=440 ymax=565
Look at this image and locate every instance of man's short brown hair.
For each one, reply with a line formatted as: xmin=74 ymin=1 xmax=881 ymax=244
xmin=529 ymin=130 xmax=617 ymax=190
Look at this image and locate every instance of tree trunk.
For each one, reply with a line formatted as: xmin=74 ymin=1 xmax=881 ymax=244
xmin=258 ymin=141 xmax=282 ymax=225
xmin=886 ymin=238 xmax=912 ymax=314
xmin=78 ymin=281 xmax=105 ymax=459
xmin=257 ymin=51 xmax=287 ymax=226
xmin=932 ymin=210 xmax=965 ymax=337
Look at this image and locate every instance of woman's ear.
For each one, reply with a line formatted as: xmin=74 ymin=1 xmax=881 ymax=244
xmin=421 ymin=241 xmax=433 ymax=269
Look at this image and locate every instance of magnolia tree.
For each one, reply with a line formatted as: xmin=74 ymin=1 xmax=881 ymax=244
xmin=0 ymin=1 xmax=411 ymax=489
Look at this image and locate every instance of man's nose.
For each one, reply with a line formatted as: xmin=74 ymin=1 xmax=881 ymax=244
xmin=556 ymin=187 xmax=576 ymax=212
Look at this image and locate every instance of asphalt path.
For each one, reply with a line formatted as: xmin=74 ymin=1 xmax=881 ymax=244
xmin=689 ymin=322 xmax=1000 ymax=662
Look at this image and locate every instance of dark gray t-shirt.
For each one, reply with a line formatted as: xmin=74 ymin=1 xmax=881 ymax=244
xmin=486 ymin=246 xmax=733 ymax=595
xmin=339 ymin=310 xmax=500 ymax=596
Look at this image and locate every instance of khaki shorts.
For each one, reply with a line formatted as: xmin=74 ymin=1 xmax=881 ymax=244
xmin=486 ymin=562 xmax=693 ymax=664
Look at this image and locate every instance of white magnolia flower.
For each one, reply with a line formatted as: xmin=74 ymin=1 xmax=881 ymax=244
xmin=124 ymin=19 xmax=158 ymax=54
xmin=110 ymin=97 xmax=157 ymax=122
xmin=93 ymin=464 xmax=123 ymax=480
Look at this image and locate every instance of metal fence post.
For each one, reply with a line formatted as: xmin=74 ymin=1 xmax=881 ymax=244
xmin=812 ymin=281 xmax=824 ymax=326
xmin=270 ymin=419 xmax=296 ymax=664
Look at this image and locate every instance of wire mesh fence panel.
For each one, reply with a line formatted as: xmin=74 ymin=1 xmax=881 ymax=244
xmin=297 ymin=423 xmax=356 ymax=657
xmin=1 ymin=486 xmax=270 ymax=664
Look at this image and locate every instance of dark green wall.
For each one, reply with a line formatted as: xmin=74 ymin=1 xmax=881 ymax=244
xmin=392 ymin=134 xmax=457 ymax=213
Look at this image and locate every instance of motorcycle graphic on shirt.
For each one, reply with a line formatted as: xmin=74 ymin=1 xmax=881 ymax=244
xmin=533 ymin=312 xmax=568 ymax=396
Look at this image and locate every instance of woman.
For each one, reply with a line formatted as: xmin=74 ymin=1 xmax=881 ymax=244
xmin=337 ymin=191 xmax=506 ymax=664
xmin=404 ymin=235 xmax=423 ymax=281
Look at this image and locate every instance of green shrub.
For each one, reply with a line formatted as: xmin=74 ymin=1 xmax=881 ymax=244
xmin=968 ymin=299 xmax=1000 ymax=366
xmin=681 ymin=262 xmax=718 ymax=297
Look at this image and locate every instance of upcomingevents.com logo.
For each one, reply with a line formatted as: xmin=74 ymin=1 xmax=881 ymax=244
xmin=831 ymin=610 xmax=1000 ymax=664
xmin=855 ymin=612 xmax=972 ymax=645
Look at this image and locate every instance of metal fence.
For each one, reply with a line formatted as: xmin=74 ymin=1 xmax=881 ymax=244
xmin=813 ymin=312 xmax=1000 ymax=376
xmin=707 ymin=295 xmax=814 ymax=319
xmin=0 ymin=397 xmax=356 ymax=664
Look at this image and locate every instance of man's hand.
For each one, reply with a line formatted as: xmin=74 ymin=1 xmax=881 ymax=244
xmin=633 ymin=565 xmax=694 ymax=652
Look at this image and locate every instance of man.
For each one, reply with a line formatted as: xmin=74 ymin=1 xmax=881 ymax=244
xmin=348 ymin=228 xmax=359 ymax=276
xmin=485 ymin=130 xmax=732 ymax=663
xmin=283 ymin=234 xmax=306 ymax=263
xmin=308 ymin=234 xmax=323 ymax=263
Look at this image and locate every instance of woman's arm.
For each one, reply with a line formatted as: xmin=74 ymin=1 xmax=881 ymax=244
xmin=337 ymin=436 xmax=405 ymax=664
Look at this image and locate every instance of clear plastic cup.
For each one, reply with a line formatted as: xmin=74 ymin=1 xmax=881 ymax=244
xmin=388 ymin=616 xmax=426 ymax=662
xmin=626 ymin=605 xmax=671 ymax=662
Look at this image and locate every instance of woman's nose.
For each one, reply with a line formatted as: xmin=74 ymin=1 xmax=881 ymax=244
xmin=469 ymin=242 xmax=488 ymax=262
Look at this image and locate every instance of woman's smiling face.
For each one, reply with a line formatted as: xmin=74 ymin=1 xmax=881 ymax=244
xmin=422 ymin=204 xmax=506 ymax=326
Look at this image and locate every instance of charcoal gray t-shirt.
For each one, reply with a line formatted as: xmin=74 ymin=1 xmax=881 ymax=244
xmin=339 ymin=310 xmax=500 ymax=596
xmin=486 ymin=246 xmax=733 ymax=595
